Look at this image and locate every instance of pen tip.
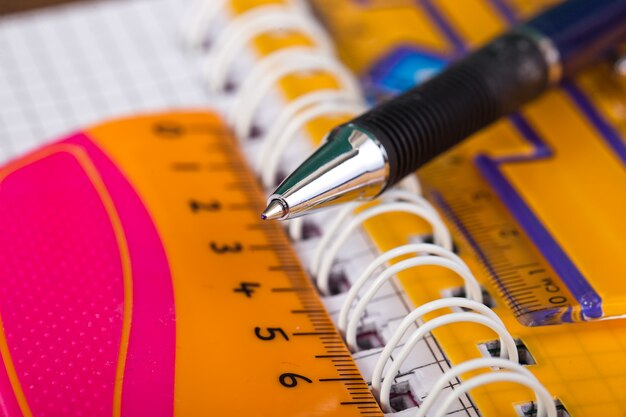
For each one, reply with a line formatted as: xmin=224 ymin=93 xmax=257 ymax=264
xmin=261 ymin=199 xmax=287 ymax=220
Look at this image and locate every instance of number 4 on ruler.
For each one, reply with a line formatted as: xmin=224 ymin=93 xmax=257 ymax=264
xmin=233 ymin=282 xmax=260 ymax=298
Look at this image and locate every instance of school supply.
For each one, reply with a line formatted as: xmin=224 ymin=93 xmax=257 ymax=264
xmin=1 ymin=0 xmax=624 ymax=415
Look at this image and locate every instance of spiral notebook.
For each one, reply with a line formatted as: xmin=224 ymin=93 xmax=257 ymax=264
xmin=1 ymin=0 xmax=625 ymax=416
xmin=181 ymin=1 xmax=626 ymax=416
xmin=188 ymin=1 xmax=626 ymax=416
xmin=184 ymin=1 xmax=561 ymax=416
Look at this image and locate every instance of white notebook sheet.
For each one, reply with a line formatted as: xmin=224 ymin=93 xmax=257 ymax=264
xmin=0 ymin=0 xmax=210 ymax=164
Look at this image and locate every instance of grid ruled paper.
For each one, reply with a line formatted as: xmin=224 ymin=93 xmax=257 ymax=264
xmin=0 ymin=1 xmax=478 ymax=415
xmin=0 ymin=0 xmax=210 ymax=164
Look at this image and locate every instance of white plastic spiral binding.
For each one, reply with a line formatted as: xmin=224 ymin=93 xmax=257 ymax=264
xmin=311 ymin=199 xmax=452 ymax=296
xmin=370 ymin=298 xmax=503 ymax=395
xmin=184 ymin=1 xmax=556 ymax=415
xmin=339 ymin=249 xmax=483 ymax=349
xmin=432 ymin=371 xmax=555 ymax=417
xmin=261 ymin=100 xmax=367 ymax=187
xmin=184 ymin=0 xmax=310 ymax=49
xmin=417 ymin=358 xmax=557 ymax=417
xmin=205 ymin=5 xmax=335 ymax=92
xmin=378 ymin=312 xmax=519 ymax=412
xmin=230 ymin=48 xmax=362 ymax=139
xmin=257 ymin=88 xmax=361 ymax=166
xmin=353 ymin=266 xmax=484 ymax=349
xmin=182 ymin=0 xmax=230 ymax=49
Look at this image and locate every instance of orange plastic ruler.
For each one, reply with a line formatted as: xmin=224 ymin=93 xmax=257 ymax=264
xmin=0 ymin=111 xmax=381 ymax=417
xmin=92 ymin=112 xmax=382 ymax=416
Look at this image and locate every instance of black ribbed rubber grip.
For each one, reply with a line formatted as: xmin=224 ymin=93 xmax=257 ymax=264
xmin=349 ymin=31 xmax=550 ymax=189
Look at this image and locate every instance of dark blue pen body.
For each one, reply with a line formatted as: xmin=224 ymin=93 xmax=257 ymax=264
xmin=345 ymin=0 xmax=626 ymax=188
xmin=526 ymin=0 xmax=626 ymax=76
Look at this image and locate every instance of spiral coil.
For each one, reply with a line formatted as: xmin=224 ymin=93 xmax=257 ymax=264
xmin=184 ymin=1 xmax=556 ymax=415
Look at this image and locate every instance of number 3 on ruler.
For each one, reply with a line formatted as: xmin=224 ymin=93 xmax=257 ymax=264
xmin=209 ymin=241 xmax=242 ymax=254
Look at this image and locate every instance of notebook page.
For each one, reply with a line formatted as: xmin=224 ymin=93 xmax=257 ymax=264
xmin=0 ymin=0 xmax=209 ymax=165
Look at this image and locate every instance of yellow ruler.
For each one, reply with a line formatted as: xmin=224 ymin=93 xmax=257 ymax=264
xmin=309 ymin=0 xmax=626 ymax=415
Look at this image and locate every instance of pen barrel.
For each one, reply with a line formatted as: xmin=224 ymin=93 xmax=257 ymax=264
xmin=526 ymin=0 xmax=626 ymax=77
xmin=350 ymin=31 xmax=550 ymax=188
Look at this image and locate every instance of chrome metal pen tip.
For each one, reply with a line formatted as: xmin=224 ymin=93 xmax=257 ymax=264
xmin=261 ymin=199 xmax=287 ymax=220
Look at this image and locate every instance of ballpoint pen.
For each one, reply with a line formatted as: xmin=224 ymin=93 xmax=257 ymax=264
xmin=261 ymin=0 xmax=626 ymax=221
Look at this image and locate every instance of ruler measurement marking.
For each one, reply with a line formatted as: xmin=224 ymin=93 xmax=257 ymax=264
xmin=319 ymin=377 xmax=364 ymax=382
xmin=224 ymin=182 xmax=257 ymax=192
xmin=436 ymin=176 xmax=564 ymax=324
xmin=270 ymin=287 xmax=311 ymax=292
xmin=517 ymin=296 xmax=541 ymax=309
xmin=456 ymin=220 xmax=489 ymax=230
xmin=298 ymin=303 xmax=323 ymax=309
xmin=448 ymin=206 xmax=484 ymax=216
xmin=495 ymin=274 xmax=524 ymax=280
xmin=298 ymin=304 xmax=323 ymax=310
xmin=341 ymin=401 xmax=378 ymax=405
xmin=269 ymin=265 xmax=302 ymax=271
xmin=497 ymin=279 xmax=525 ymax=287
xmin=317 ymin=354 xmax=350 ymax=358
xmin=496 ymin=271 xmax=522 ymax=278
xmin=171 ymin=162 xmax=202 ymax=171
xmin=479 ymin=242 xmax=515 ymax=252
xmin=502 ymin=283 xmax=533 ymax=292
xmin=207 ymin=162 xmax=248 ymax=172
xmin=511 ymin=284 xmax=541 ymax=291
xmin=515 ymin=308 xmax=543 ymax=317
xmin=494 ymin=262 xmax=540 ymax=273
xmin=506 ymin=290 xmax=534 ymax=297
xmin=248 ymin=244 xmax=289 ymax=251
xmin=298 ymin=297 xmax=322 ymax=303
xmin=524 ymin=306 xmax=562 ymax=314
xmin=517 ymin=301 xmax=542 ymax=308
xmin=524 ymin=304 xmax=540 ymax=314
xmin=513 ymin=294 xmax=539 ymax=301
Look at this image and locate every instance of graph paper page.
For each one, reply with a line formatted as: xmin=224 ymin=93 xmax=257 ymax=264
xmin=0 ymin=0 xmax=211 ymax=165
